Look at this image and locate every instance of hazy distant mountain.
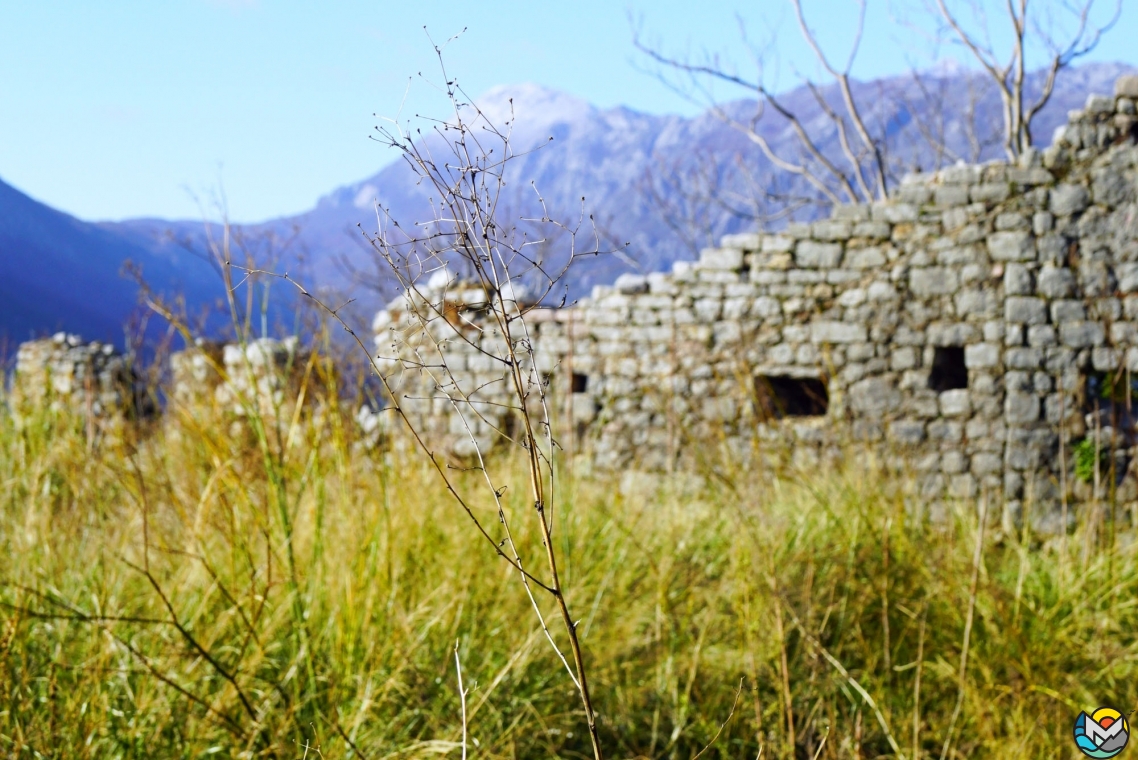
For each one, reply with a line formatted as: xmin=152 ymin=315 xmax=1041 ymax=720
xmin=117 ymin=62 xmax=1131 ymax=309
xmin=2 ymin=61 xmax=1133 ymax=344
xmin=0 ymin=178 xmax=220 ymax=348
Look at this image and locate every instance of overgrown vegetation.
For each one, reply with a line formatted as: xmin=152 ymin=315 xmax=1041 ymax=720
xmin=2 ymin=362 xmax=1138 ymax=759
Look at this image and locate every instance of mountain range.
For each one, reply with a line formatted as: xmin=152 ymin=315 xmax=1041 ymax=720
xmin=1 ymin=61 xmax=1133 ymax=347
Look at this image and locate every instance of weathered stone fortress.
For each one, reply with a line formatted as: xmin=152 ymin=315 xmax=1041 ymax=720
xmin=12 ymin=76 xmax=1138 ymax=525
xmin=374 ymin=75 xmax=1138 ymax=525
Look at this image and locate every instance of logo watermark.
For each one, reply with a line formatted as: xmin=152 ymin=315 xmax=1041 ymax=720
xmin=1074 ymin=707 xmax=1130 ymax=758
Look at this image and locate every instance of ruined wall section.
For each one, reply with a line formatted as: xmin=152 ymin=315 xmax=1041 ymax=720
xmin=372 ymin=77 xmax=1138 ymax=522
xmin=8 ymin=332 xmax=153 ymax=435
xmin=169 ymin=337 xmax=306 ymax=420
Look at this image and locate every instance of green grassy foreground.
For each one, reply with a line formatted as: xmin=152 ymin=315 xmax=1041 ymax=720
xmin=2 ymin=374 xmax=1137 ymax=759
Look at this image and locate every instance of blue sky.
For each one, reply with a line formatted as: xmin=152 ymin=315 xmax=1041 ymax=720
xmin=1 ymin=0 xmax=1134 ymax=223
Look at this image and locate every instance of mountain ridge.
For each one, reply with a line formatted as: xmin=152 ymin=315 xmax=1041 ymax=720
xmin=2 ymin=61 xmax=1134 ymax=344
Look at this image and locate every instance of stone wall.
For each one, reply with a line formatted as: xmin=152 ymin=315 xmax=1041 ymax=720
xmin=9 ymin=332 xmax=152 ymax=431
xmin=373 ymin=75 xmax=1138 ymax=525
xmin=7 ymin=334 xmax=308 ymax=431
xmin=169 ymin=337 xmax=305 ymax=419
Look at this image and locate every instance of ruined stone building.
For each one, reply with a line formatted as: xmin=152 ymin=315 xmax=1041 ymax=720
xmin=372 ymin=75 xmax=1138 ymax=526
xmin=12 ymin=76 xmax=1138 ymax=526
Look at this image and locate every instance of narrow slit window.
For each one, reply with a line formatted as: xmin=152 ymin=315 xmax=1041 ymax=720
xmin=755 ymin=375 xmax=828 ymax=419
xmin=571 ymin=372 xmax=588 ymax=393
xmin=929 ymin=347 xmax=968 ymax=392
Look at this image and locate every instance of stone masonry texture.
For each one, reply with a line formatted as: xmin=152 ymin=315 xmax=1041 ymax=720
xmin=366 ymin=76 xmax=1138 ymax=528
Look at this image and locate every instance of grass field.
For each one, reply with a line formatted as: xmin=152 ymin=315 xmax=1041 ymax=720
xmin=3 ymin=363 xmax=1138 ymax=759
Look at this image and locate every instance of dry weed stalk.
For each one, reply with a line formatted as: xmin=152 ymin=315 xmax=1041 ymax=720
xmin=246 ymin=36 xmax=613 ymax=758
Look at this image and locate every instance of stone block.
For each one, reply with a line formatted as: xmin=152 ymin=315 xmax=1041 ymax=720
xmin=720 ymin=233 xmax=763 ymax=250
xmin=964 ymin=343 xmax=1000 ymax=368
xmin=1112 ymin=322 xmax=1137 ymax=343
xmin=1059 ymin=321 xmax=1104 ymax=348
xmin=1005 ymin=392 xmax=1040 ymax=424
xmin=1086 ymin=93 xmax=1114 ymax=114
xmin=1027 ymin=325 xmax=1057 ymax=346
xmin=813 ymin=220 xmax=852 ymax=240
xmin=832 ymin=203 xmax=871 ymax=221
xmin=1117 ymin=263 xmax=1138 ymax=293
xmin=871 ymin=202 xmax=918 ymax=223
xmin=752 ymin=297 xmax=781 ymax=318
xmin=849 ymin=376 xmax=901 ymax=418
xmin=697 ymin=269 xmax=741 ymax=284
xmin=1007 ymin=167 xmax=1054 ymax=186
xmin=1005 ymin=347 xmax=1043 ymax=369
xmin=939 ymin=389 xmax=972 ymax=417
xmin=891 ymin=346 xmax=918 ymax=371
xmin=888 ymin=420 xmax=925 ymax=444
xmin=847 ymin=246 xmax=887 ymax=269
xmin=1005 ymin=297 xmax=1048 ymax=325
xmin=811 ymin=321 xmax=867 ymax=344
xmin=1051 ymin=300 xmax=1086 ymax=322
xmin=995 ymin=212 xmax=1030 ymax=231
xmin=648 ymin=272 xmax=679 ymax=295
xmin=838 ymin=288 xmax=866 ymax=307
xmin=1037 ymin=265 xmax=1075 ymax=298
xmin=971 ymin=453 xmax=1002 ymax=475
xmin=910 ymin=267 xmax=958 ymax=296
xmin=761 ymin=235 xmax=795 ymax=253
xmin=1093 ymin=347 xmax=1120 ymax=371
xmin=1116 ymin=74 xmax=1138 ymax=98
xmin=1032 ymin=212 xmax=1054 ymax=235
xmin=768 ymin=344 xmax=794 ymax=364
xmin=927 ymin=419 xmax=963 ymax=441
xmin=1035 ymin=235 xmax=1066 ymax=265
xmin=853 ymin=221 xmax=891 ymax=239
xmin=942 ymin=164 xmax=982 ymax=184
xmin=970 ymin=183 xmax=1010 ymax=203
xmin=988 ymin=230 xmax=1035 ymax=261
xmin=928 ymin=322 xmax=981 ymax=346
xmin=949 ymin=474 xmax=979 ymax=498
xmin=693 ymin=298 xmax=722 ymax=321
xmin=795 ymin=241 xmax=843 ymax=268
xmin=1050 ymin=183 xmax=1090 ymax=216
xmin=937 ymin=245 xmax=983 ymax=266
xmin=614 ymin=273 xmax=649 ymax=294
xmin=935 ymin=185 xmax=971 ymax=207
xmin=941 ymin=450 xmax=968 ymax=473
xmin=955 ymin=289 xmax=999 ymax=317
xmin=898 ymin=185 xmax=934 ymax=205
xmin=713 ymin=320 xmax=743 ymax=343
xmin=698 ymin=247 xmax=745 ymax=270
xmin=795 ymin=343 xmax=819 ymax=364
xmin=1091 ymin=168 xmax=1132 ymax=207
xmin=868 ymin=281 xmax=899 ymax=301
xmin=1004 ymin=263 xmax=1034 ymax=295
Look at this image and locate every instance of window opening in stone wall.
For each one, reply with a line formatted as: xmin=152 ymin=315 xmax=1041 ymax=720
xmin=1084 ymin=370 xmax=1138 ymax=436
xmin=755 ymin=376 xmax=828 ymax=419
xmin=1079 ymin=370 xmax=1138 ymax=486
xmin=571 ymin=372 xmax=588 ymax=393
xmin=929 ymin=347 xmax=968 ymax=392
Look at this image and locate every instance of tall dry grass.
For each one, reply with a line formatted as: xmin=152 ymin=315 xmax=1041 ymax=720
xmin=2 ymin=358 xmax=1138 ymax=758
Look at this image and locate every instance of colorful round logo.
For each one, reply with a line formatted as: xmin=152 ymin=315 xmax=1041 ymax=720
xmin=1074 ymin=707 xmax=1130 ymax=758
